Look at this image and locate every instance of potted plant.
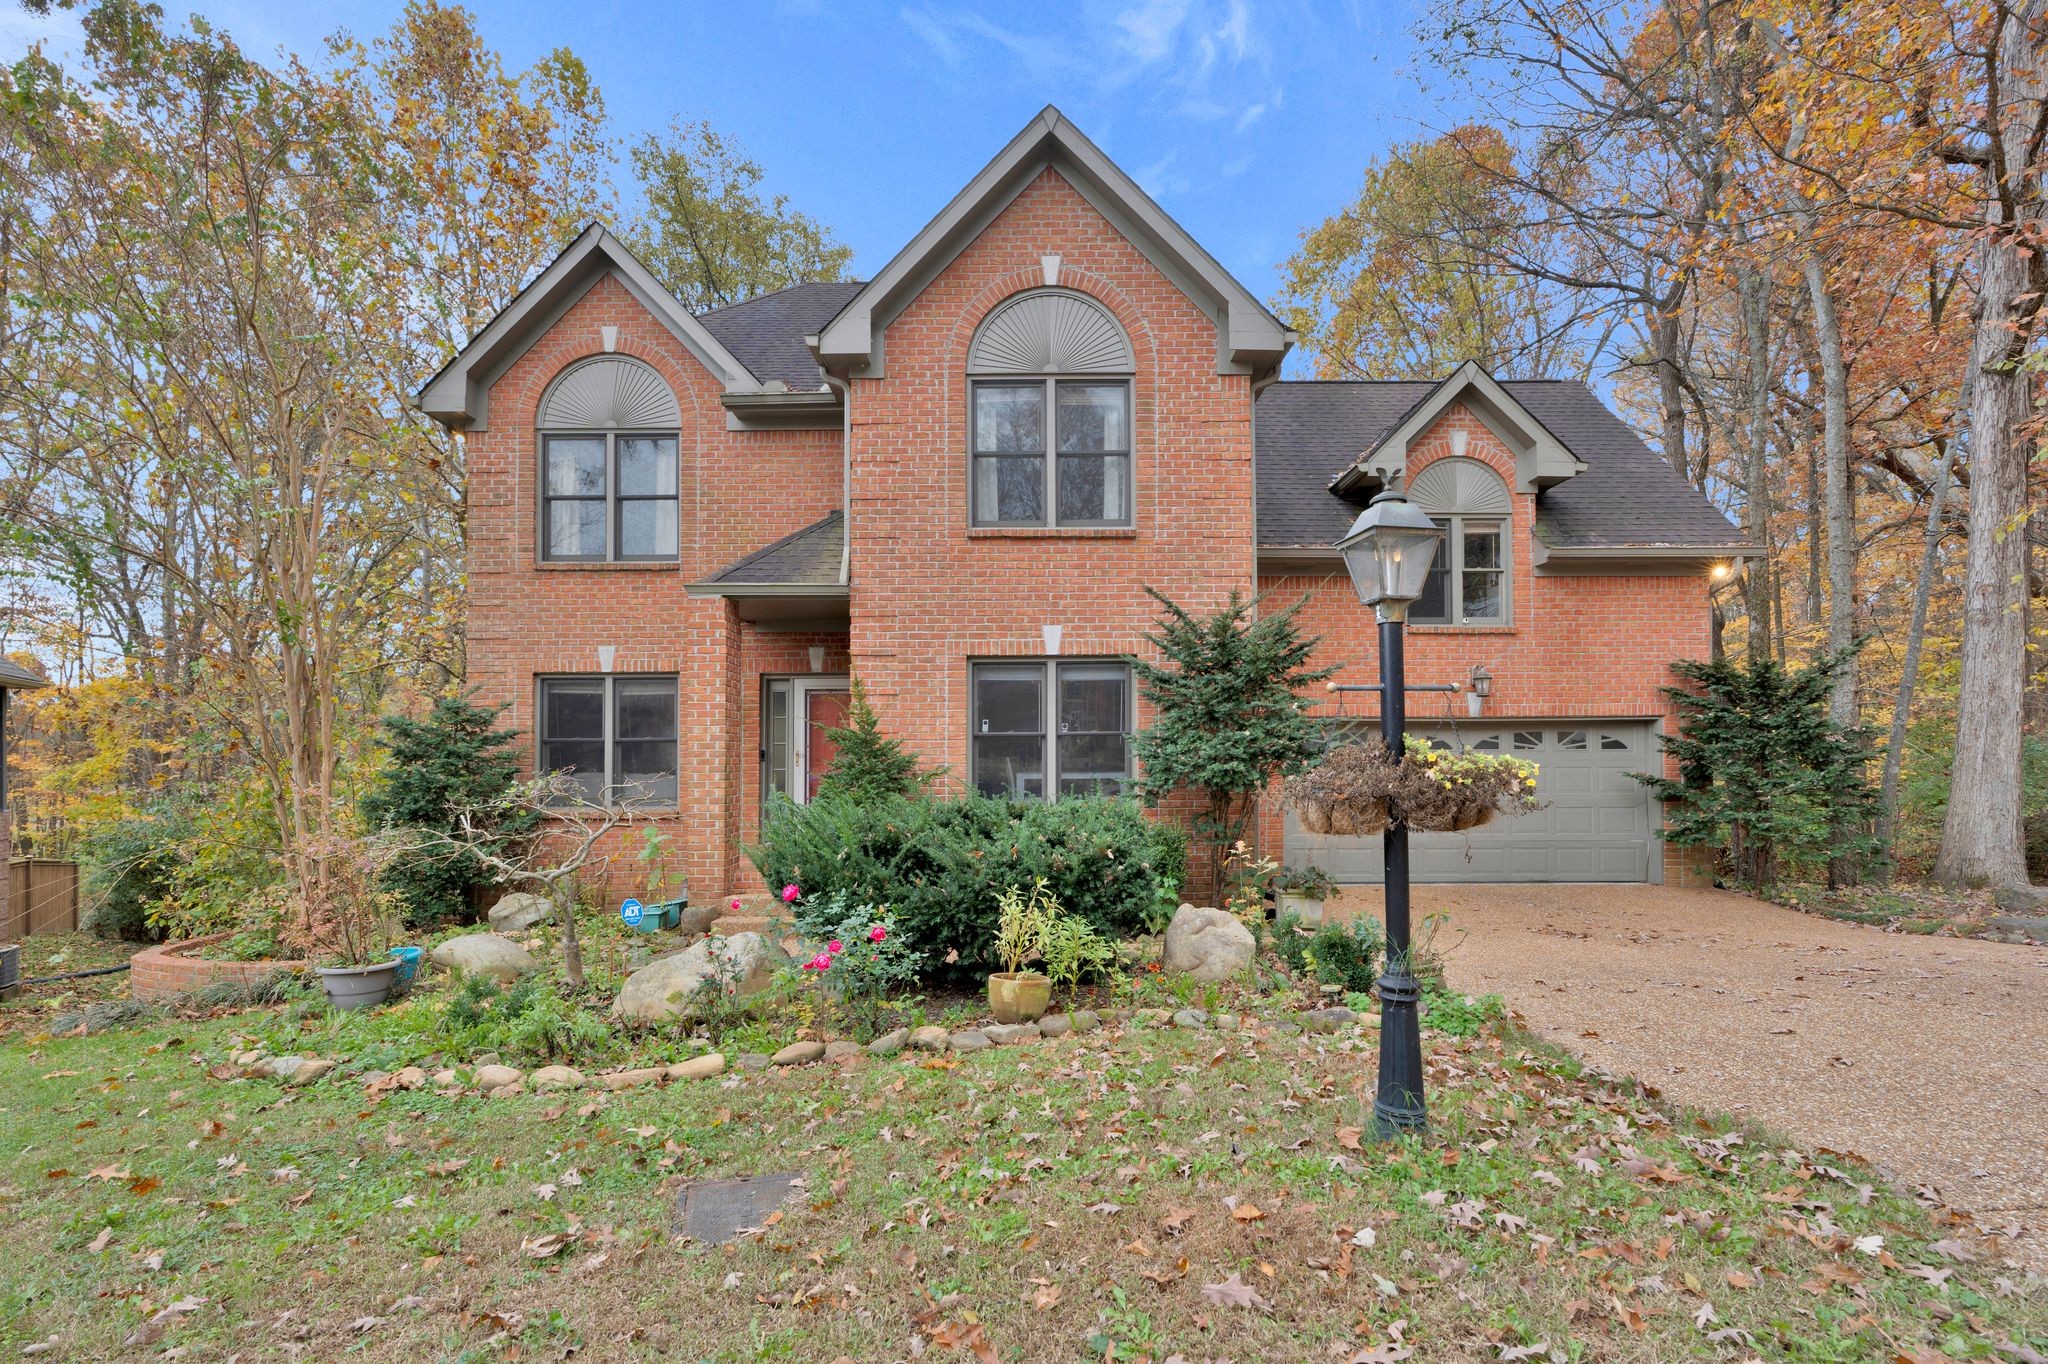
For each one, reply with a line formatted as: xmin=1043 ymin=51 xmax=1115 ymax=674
xmin=988 ymin=880 xmax=1056 ymax=1024
xmin=1275 ymin=864 xmax=1337 ymax=926
xmin=288 ymin=834 xmax=405 ymax=1012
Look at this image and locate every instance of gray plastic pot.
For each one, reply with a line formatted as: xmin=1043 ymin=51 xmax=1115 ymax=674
xmin=315 ymin=958 xmax=401 ymax=1012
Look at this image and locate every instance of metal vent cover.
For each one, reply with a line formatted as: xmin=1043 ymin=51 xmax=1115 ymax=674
xmin=539 ymin=356 xmax=681 ymax=429
xmin=968 ymin=290 xmax=1133 ymax=375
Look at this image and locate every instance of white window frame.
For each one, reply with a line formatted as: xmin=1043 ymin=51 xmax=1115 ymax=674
xmin=538 ymin=431 xmax=681 ymax=563
xmin=969 ymin=658 xmax=1135 ymax=799
xmin=536 ymin=673 xmax=679 ymax=807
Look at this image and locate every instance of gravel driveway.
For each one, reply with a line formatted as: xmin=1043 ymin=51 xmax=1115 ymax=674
xmin=1328 ymin=883 xmax=2048 ymax=1267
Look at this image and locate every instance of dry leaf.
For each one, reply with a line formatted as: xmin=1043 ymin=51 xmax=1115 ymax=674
xmin=1200 ymin=1273 xmax=1271 ymax=1311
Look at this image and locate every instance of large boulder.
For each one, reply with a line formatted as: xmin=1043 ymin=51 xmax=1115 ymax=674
xmin=428 ymin=933 xmax=535 ymax=984
xmin=1161 ymin=904 xmax=1255 ymax=983
xmin=615 ymin=931 xmax=788 ymax=1023
xmin=487 ymin=892 xmax=554 ymax=934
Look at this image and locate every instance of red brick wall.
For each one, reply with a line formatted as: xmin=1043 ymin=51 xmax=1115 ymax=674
xmin=464 ymin=275 xmax=846 ymax=902
xmin=0 ymin=808 xmax=10 ymax=938
xmin=1253 ymin=404 xmax=1717 ymax=886
xmin=842 ymin=168 xmax=1256 ymax=805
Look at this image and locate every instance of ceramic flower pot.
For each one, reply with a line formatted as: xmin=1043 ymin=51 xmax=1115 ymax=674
xmin=987 ymin=971 xmax=1051 ymax=1024
xmin=316 ymin=958 xmax=401 ymax=1012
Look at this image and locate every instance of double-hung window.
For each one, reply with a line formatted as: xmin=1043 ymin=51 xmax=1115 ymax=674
xmin=1412 ymin=518 xmax=1506 ymax=624
xmin=538 ymin=675 xmax=679 ymax=805
xmin=972 ymin=380 xmax=1131 ymax=526
xmin=970 ymin=660 xmax=1133 ymax=798
xmin=541 ymin=433 xmax=679 ymax=561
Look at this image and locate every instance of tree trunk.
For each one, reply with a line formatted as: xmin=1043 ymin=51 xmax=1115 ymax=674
xmin=1802 ymin=261 xmax=1858 ymax=726
xmin=1652 ymin=302 xmax=1688 ymax=473
xmin=1880 ymin=403 xmax=1962 ymax=846
xmin=1934 ymin=0 xmax=2044 ymax=886
xmin=1738 ymin=267 xmax=1774 ymax=658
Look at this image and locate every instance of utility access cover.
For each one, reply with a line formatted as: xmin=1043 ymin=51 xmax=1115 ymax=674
xmin=673 ymin=1173 xmax=803 ymax=1244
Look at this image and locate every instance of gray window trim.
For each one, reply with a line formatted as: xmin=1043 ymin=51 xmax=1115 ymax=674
xmin=1410 ymin=514 xmax=1511 ymax=626
xmin=968 ymin=658 xmax=1135 ymax=798
xmin=536 ymin=673 xmax=679 ymax=807
xmin=538 ymin=431 xmax=680 ymax=563
xmin=968 ymin=377 xmax=1134 ymax=528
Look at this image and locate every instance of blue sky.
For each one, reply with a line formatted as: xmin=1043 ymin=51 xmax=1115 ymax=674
xmin=2 ymin=0 xmax=1477 ymax=306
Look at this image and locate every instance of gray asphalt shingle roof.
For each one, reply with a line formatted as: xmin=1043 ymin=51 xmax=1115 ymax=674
xmin=696 ymin=281 xmax=866 ymax=391
xmin=1255 ymin=379 xmax=1747 ymax=551
xmin=701 ymin=511 xmax=844 ymax=587
xmin=0 ymin=658 xmax=49 ymax=688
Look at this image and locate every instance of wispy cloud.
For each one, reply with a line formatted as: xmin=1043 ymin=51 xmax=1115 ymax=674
xmin=1115 ymin=0 xmax=1193 ymax=63
xmin=899 ymin=7 xmax=964 ymax=69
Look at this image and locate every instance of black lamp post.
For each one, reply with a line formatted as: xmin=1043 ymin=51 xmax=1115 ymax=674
xmin=1335 ymin=488 xmax=1443 ymax=1139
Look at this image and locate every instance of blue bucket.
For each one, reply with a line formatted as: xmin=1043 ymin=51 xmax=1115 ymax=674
xmin=387 ymin=945 xmax=423 ymax=990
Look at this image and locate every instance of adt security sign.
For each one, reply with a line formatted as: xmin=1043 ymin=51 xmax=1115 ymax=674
xmin=619 ymin=897 xmax=644 ymax=928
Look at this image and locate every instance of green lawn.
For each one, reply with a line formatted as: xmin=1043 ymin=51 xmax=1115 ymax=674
xmin=3 ymin=992 xmax=2040 ymax=1361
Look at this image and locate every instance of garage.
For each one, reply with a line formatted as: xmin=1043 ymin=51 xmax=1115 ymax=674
xmin=1282 ymin=721 xmax=1663 ymax=883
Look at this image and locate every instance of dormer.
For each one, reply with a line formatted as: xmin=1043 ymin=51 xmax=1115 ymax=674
xmin=1330 ymin=361 xmax=1585 ymax=498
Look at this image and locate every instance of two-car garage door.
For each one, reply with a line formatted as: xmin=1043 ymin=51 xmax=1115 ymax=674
xmin=1282 ymin=722 xmax=1662 ymax=884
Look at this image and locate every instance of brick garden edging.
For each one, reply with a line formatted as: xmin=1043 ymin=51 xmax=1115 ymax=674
xmin=130 ymin=935 xmax=307 ymax=1002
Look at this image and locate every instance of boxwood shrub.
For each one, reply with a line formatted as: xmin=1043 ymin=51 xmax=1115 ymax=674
xmin=748 ymin=793 xmax=1185 ymax=980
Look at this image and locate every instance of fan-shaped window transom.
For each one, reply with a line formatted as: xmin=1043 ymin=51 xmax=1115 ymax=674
xmin=539 ymin=356 xmax=681 ymax=429
xmin=968 ymin=290 xmax=1133 ymax=375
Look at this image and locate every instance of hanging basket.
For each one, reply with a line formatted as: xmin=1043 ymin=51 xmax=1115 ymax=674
xmin=1286 ymin=738 xmax=1541 ymax=837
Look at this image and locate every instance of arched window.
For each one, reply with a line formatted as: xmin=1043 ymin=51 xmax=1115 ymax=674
xmin=1407 ymin=457 xmax=1511 ymax=624
xmin=537 ymin=356 xmax=681 ymax=562
xmin=968 ymin=289 xmax=1134 ymax=528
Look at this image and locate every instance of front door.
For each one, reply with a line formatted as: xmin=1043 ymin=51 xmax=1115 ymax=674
xmin=800 ymin=683 xmax=851 ymax=801
xmin=764 ymin=675 xmax=851 ymax=808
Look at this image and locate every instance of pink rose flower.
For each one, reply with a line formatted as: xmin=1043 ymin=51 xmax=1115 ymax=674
xmin=781 ymin=883 xmax=801 ymax=903
xmin=869 ymin=925 xmax=886 ymax=943
xmin=729 ymin=896 xmax=741 ymax=912
xmin=808 ymin=952 xmax=831 ymax=970
xmin=827 ymin=939 xmax=843 ymax=955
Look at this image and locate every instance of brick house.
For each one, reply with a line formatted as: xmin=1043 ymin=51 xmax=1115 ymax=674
xmin=417 ymin=107 xmax=1750 ymax=906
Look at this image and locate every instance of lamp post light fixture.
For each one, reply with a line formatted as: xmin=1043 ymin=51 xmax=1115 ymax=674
xmin=1334 ymin=488 xmax=1443 ymax=1140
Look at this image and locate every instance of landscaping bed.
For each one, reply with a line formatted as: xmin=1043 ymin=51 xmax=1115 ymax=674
xmin=1767 ymin=881 xmax=2048 ymax=943
xmin=128 ymin=934 xmax=308 ymax=1003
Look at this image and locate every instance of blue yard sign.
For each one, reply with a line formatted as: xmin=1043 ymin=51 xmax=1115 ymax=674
xmin=619 ymin=897 xmax=644 ymax=928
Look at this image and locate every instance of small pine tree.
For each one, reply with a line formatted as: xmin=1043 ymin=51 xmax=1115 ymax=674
xmin=359 ymin=693 xmax=536 ymax=926
xmin=1636 ymin=650 xmax=1882 ymax=894
xmin=1132 ymin=587 xmax=1337 ymax=887
xmin=816 ymin=678 xmax=935 ymax=804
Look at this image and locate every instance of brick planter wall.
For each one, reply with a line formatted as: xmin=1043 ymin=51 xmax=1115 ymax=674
xmin=130 ymin=935 xmax=307 ymax=1002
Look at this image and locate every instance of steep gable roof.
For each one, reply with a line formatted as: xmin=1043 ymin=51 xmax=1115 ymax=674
xmin=1331 ymin=361 xmax=1584 ymax=496
xmin=1256 ymin=380 xmax=1751 ymax=554
xmin=415 ymin=224 xmax=762 ymax=429
xmin=811 ymin=106 xmax=1293 ymax=378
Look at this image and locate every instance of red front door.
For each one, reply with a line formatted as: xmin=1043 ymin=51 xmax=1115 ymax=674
xmin=803 ymin=688 xmax=851 ymax=801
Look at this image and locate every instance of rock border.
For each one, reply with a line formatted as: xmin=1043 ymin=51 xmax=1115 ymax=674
xmin=217 ymin=1002 xmax=1382 ymax=1103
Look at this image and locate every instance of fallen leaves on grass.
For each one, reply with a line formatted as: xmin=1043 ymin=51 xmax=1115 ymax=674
xmin=1200 ymin=1273 xmax=1271 ymax=1311
xmin=122 ymin=1295 xmax=205 ymax=1347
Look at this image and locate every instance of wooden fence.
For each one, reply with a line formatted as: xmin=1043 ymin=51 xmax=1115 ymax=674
xmin=4 ymin=858 xmax=79 ymax=938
